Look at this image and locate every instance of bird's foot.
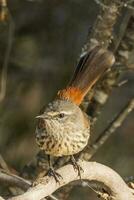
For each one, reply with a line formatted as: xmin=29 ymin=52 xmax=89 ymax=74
xmin=47 ymin=167 xmax=62 ymax=183
xmin=70 ymin=156 xmax=83 ymax=181
xmin=32 ymin=168 xmax=62 ymax=186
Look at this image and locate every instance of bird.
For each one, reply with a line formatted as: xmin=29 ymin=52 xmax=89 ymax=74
xmin=35 ymin=46 xmax=115 ymax=181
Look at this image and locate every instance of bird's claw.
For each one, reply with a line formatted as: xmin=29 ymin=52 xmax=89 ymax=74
xmin=70 ymin=156 xmax=83 ymax=180
xmin=47 ymin=168 xmax=62 ymax=183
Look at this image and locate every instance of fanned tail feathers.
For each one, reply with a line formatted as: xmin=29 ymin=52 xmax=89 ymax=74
xmin=57 ymin=46 xmax=115 ymax=105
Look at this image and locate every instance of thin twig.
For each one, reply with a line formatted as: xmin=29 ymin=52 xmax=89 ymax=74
xmin=0 ymin=169 xmax=31 ymax=190
xmin=94 ymin=0 xmax=109 ymax=9
xmin=0 ymin=7 xmax=14 ymax=102
xmin=80 ymin=98 xmax=134 ymax=160
xmin=49 ymin=195 xmax=60 ymax=200
xmin=0 ymin=154 xmax=9 ymax=171
xmin=0 ymin=154 xmax=54 ymax=200
xmin=0 ymin=154 xmax=31 ymax=200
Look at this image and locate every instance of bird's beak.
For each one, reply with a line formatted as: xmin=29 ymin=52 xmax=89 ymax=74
xmin=35 ymin=115 xmax=44 ymax=119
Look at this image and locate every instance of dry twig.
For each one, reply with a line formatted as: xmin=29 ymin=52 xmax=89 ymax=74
xmin=0 ymin=5 xmax=14 ymax=102
xmin=80 ymin=97 xmax=134 ymax=160
xmin=0 ymin=169 xmax=31 ymax=191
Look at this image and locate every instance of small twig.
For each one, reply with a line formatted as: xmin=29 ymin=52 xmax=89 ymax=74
xmin=8 ymin=161 xmax=134 ymax=200
xmin=0 ymin=154 xmax=9 ymax=171
xmin=116 ymin=79 xmax=128 ymax=87
xmin=0 ymin=168 xmax=47 ymax=200
xmin=0 ymin=159 xmax=31 ymax=200
xmin=0 ymin=169 xmax=31 ymax=190
xmin=94 ymin=0 xmax=109 ymax=9
xmin=80 ymin=97 xmax=134 ymax=160
xmin=0 ymin=7 xmax=14 ymax=102
xmin=49 ymin=195 xmax=59 ymax=200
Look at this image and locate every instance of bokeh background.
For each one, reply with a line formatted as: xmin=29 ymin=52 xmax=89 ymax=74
xmin=0 ymin=0 xmax=134 ymax=199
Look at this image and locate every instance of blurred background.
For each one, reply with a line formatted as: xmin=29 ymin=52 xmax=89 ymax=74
xmin=0 ymin=0 xmax=134 ymax=199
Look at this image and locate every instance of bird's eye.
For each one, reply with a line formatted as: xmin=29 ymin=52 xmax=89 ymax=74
xmin=58 ymin=113 xmax=65 ymax=118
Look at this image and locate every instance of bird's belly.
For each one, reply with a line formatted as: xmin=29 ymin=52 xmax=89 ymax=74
xmin=36 ymin=128 xmax=90 ymax=157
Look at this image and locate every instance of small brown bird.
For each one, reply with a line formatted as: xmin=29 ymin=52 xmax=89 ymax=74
xmin=35 ymin=46 xmax=115 ymax=180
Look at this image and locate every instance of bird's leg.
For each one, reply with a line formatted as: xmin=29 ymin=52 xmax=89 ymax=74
xmin=70 ymin=155 xmax=83 ymax=181
xmin=47 ymin=155 xmax=62 ymax=183
xmin=32 ymin=155 xmax=62 ymax=186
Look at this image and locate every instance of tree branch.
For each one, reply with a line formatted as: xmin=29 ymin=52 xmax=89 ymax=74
xmin=0 ymin=169 xmax=31 ymax=191
xmin=81 ymin=0 xmax=122 ymax=55
xmin=9 ymin=161 xmax=133 ymax=200
xmin=80 ymin=97 xmax=134 ymax=160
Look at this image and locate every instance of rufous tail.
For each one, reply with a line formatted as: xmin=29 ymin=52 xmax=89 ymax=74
xmin=57 ymin=46 xmax=115 ymax=105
